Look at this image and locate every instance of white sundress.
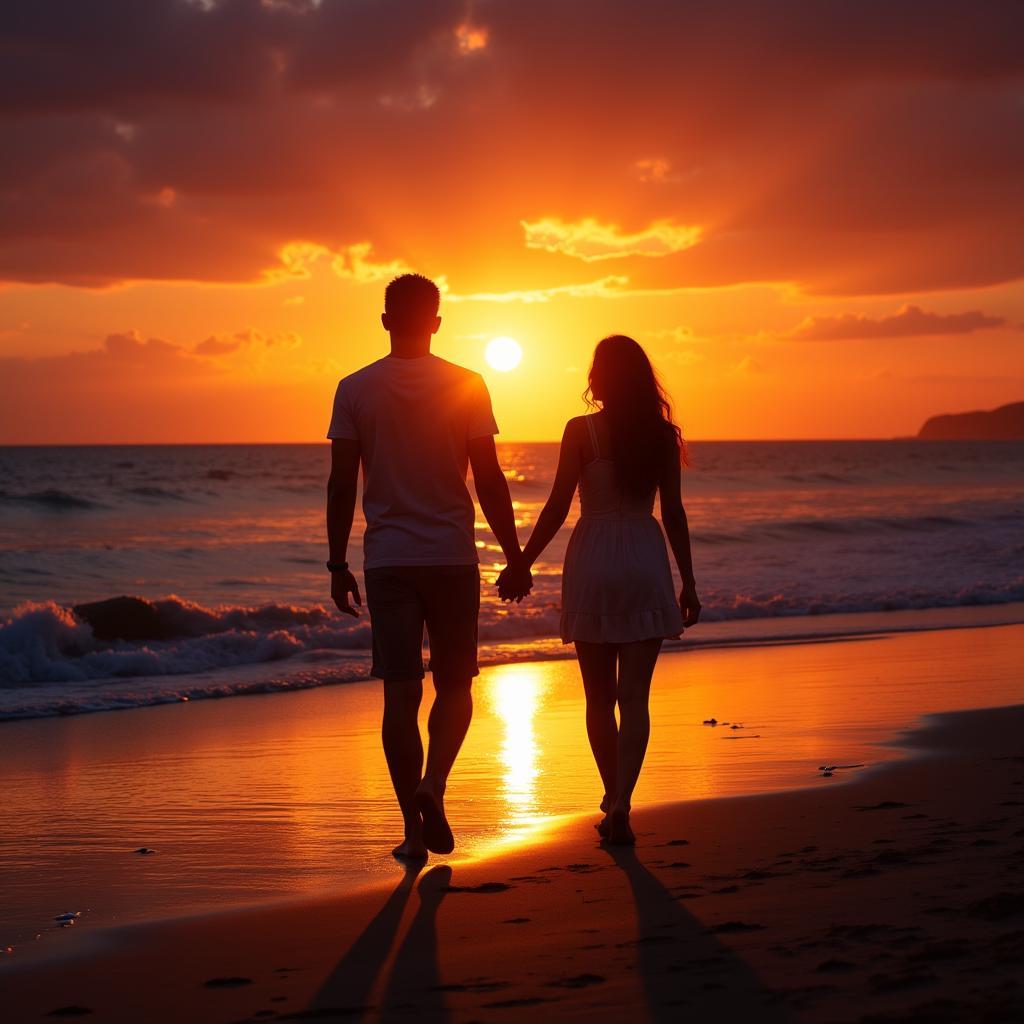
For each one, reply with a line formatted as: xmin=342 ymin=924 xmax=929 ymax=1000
xmin=559 ymin=415 xmax=685 ymax=644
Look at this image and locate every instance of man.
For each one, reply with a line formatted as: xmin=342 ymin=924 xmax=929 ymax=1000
xmin=326 ymin=273 xmax=529 ymax=860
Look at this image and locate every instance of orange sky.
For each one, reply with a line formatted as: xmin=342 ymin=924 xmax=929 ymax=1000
xmin=1 ymin=1 xmax=1022 ymax=443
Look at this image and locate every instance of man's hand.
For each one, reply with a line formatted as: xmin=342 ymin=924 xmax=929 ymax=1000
xmin=497 ymin=563 xmax=533 ymax=603
xmin=680 ymin=580 xmax=701 ymax=628
xmin=332 ymin=569 xmax=362 ymax=617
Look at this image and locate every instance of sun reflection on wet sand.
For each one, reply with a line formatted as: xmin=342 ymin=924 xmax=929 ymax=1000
xmin=488 ymin=667 xmax=543 ymax=830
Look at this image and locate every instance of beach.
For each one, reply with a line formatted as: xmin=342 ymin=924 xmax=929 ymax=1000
xmin=3 ymin=622 xmax=1023 ymax=1022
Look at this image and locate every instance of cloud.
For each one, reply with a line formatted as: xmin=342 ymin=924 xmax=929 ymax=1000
xmin=454 ymin=23 xmax=488 ymax=54
xmin=633 ymin=158 xmax=679 ymax=184
xmin=444 ymin=275 xmax=633 ymax=303
xmin=0 ymin=327 xmax=307 ymax=441
xmin=731 ymin=355 xmax=766 ymax=376
xmin=193 ymin=328 xmax=301 ymax=356
xmin=269 ymin=242 xmax=410 ymax=284
xmin=783 ymin=304 xmax=1007 ymax=341
xmin=521 ymin=218 xmax=701 ymax=262
xmin=1 ymin=2 xmax=1024 ymax=294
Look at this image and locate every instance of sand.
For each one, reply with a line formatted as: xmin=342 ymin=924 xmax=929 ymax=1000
xmin=4 ymin=701 xmax=1023 ymax=1023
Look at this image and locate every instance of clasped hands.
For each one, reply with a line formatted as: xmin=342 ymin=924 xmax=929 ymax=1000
xmin=496 ymin=555 xmax=533 ymax=603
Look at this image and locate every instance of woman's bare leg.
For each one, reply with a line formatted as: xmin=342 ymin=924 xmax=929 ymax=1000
xmin=609 ymin=638 xmax=662 ymax=844
xmin=575 ymin=641 xmax=619 ymax=824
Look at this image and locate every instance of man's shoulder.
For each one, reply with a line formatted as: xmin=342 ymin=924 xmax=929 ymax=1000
xmin=336 ymin=358 xmax=389 ymax=391
xmin=428 ymin=355 xmax=484 ymax=384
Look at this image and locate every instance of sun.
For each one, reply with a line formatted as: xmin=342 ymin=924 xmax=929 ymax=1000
xmin=485 ymin=336 xmax=523 ymax=372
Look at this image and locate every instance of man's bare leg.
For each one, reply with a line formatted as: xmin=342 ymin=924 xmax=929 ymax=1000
xmin=383 ymin=678 xmax=428 ymax=860
xmin=414 ymin=677 xmax=473 ymax=854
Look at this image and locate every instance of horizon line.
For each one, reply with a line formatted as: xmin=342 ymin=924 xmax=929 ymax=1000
xmin=0 ymin=436 xmax=972 ymax=448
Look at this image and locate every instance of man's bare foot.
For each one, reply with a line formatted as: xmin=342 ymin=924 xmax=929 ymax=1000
xmin=392 ymin=836 xmax=428 ymax=861
xmin=595 ymin=815 xmax=610 ymax=838
xmin=414 ymin=780 xmax=454 ymax=855
xmin=606 ymin=807 xmax=635 ymax=846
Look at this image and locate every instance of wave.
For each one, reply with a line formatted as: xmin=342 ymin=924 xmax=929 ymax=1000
xmin=124 ymin=486 xmax=191 ymax=502
xmin=0 ymin=598 xmax=370 ymax=687
xmin=0 ymin=488 xmax=102 ymax=511
xmin=692 ymin=509 xmax=1009 ymax=545
xmin=3 ymin=578 xmax=1024 ymax=696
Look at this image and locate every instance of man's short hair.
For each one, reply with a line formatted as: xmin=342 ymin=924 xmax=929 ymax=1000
xmin=384 ymin=274 xmax=440 ymax=326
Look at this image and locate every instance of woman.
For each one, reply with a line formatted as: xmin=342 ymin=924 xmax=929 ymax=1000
xmin=503 ymin=336 xmax=700 ymax=844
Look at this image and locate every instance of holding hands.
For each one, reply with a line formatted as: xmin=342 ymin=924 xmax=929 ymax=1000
xmin=497 ymin=555 xmax=533 ymax=603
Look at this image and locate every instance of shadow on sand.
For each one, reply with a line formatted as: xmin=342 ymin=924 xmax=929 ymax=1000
xmin=307 ymin=863 xmax=451 ymax=1022
xmin=603 ymin=844 xmax=793 ymax=1023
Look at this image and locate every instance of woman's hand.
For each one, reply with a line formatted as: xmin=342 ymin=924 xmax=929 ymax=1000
xmin=679 ymin=580 xmax=701 ymax=628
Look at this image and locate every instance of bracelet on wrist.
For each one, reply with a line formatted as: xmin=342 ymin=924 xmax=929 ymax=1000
xmin=326 ymin=560 xmax=349 ymax=573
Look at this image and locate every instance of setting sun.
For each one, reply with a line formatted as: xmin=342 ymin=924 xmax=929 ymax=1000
xmin=485 ymin=336 xmax=523 ymax=372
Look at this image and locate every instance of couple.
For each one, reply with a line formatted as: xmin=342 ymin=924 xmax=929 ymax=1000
xmin=326 ymin=274 xmax=700 ymax=858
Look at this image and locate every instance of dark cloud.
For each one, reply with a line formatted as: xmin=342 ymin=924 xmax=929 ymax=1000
xmin=0 ymin=328 xmax=306 ymax=442
xmin=784 ymin=305 xmax=1007 ymax=341
xmin=1 ymin=1 xmax=1022 ymax=293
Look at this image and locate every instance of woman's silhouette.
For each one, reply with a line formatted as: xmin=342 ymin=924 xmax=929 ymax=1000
xmin=502 ymin=336 xmax=700 ymax=843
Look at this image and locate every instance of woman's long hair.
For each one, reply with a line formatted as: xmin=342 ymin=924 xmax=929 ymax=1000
xmin=584 ymin=335 xmax=685 ymax=495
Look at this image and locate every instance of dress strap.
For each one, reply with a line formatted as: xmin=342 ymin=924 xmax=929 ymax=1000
xmin=585 ymin=414 xmax=601 ymax=460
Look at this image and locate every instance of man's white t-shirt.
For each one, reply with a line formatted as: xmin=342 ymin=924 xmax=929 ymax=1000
xmin=327 ymin=354 xmax=499 ymax=570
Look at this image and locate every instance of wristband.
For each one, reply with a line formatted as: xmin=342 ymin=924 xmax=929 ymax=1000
xmin=326 ymin=560 xmax=349 ymax=572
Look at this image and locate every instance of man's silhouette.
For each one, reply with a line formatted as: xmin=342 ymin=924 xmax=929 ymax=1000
xmin=326 ymin=274 xmax=525 ymax=859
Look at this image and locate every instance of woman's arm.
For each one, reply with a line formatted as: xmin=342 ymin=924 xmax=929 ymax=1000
xmin=521 ymin=418 xmax=583 ymax=568
xmin=658 ymin=443 xmax=701 ymax=626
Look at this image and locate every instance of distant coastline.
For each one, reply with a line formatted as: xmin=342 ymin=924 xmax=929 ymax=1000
xmin=918 ymin=400 xmax=1024 ymax=440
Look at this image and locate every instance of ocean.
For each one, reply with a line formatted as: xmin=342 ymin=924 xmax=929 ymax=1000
xmin=2 ymin=440 xmax=1023 ymax=718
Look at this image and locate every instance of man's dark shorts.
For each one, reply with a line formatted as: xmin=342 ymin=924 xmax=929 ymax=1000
xmin=364 ymin=565 xmax=480 ymax=685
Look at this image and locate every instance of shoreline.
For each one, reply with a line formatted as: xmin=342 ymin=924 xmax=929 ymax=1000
xmin=5 ymin=702 xmax=1023 ymax=1022
xmin=4 ymin=601 xmax=1024 ymax=722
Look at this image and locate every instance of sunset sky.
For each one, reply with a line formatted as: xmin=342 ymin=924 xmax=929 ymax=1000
xmin=1 ymin=0 xmax=1022 ymax=443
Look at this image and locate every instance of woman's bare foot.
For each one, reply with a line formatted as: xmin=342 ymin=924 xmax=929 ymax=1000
xmin=606 ymin=806 xmax=635 ymax=846
xmin=414 ymin=779 xmax=454 ymax=855
xmin=595 ymin=815 xmax=610 ymax=838
xmin=392 ymin=836 xmax=429 ymax=861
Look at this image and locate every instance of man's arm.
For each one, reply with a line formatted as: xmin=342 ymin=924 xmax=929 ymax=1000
xmin=326 ymin=438 xmax=362 ymax=617
xmin=468 ymin=435 xmax=522 ymax=567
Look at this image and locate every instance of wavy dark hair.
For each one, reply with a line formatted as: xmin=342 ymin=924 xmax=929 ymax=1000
xmin=584 ymin=335 xmax=685 ymax=495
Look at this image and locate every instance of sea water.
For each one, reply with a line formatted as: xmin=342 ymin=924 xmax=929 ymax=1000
xmin=1 ymin=440 xmax=1022 ymax=716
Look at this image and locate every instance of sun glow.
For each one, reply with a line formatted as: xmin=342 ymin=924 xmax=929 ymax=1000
xmin=485 ymin=336 xmax=523 ymax=372
xmin=490 ymin=668 xmax=541 ymax=818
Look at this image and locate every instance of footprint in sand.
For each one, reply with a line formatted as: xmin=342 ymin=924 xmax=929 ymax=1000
xmin=441 ymin=881 xmax=513 ymax=894
xmin=546 ymin=973 xmax=605 ymax=989
xmin=709 ymin=920 xmax=765 ymax=934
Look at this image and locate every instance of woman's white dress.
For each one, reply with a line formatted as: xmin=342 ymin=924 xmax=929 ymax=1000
xmin=560 ymin=416 xmax=684 ymax=644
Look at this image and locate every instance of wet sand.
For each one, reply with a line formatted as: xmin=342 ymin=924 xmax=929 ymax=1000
xmin=3 ymin=659 xmax=1024 ymax=1020
xmin=2 ymin=621 xmax=1022 ymax=947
